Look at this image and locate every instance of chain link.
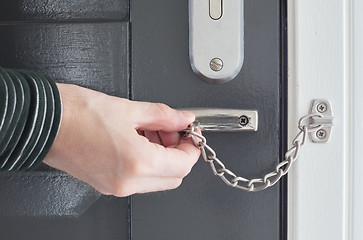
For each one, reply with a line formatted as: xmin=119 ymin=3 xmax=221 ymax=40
xmin=183 ymin=113 xmax=323 ymax=192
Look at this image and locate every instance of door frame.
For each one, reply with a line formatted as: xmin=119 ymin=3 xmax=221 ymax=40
xmin=287 ymin=0 xmax=362 ymax=239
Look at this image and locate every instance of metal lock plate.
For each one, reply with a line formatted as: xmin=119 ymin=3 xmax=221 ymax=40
xmin=189 ymin=0 xmax=244 ymax=84
xmin=309 ymin=100 xmax=333 ymax=143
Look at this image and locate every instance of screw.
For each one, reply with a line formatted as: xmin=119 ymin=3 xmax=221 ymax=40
xmin=316 ymin=129 xmax=327 ymax=139
xmin=210 ymin=58 xmax=223 ymax=72
xmin=239 ymin=115 xmax=249 ymax=127
xmin=317 ymin=102 xmax=327 ymax=113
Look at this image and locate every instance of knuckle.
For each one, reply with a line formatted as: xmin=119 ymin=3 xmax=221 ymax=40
xmin=154 ymin=103 xmax=177 ymax=123
xmin=154 ymin=103 xmax=171 ymax=114
xmin=152 ymin=103 xmax=182 ymax=130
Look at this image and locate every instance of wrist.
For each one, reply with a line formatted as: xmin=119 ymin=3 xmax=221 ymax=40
xmin=44 ymin=83 xmax=77 ymax=167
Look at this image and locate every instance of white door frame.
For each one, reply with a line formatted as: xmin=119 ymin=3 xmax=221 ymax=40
xmin=287 ymin=0 xmax=362 ymax=239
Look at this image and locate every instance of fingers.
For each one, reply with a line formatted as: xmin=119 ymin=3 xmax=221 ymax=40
xmin=134 ymin=134 xmax=201 ymax=178
xmin=158 ymin=131 xmax=181 ymax=147
xmin=128 ymin=101 xmax=195 ymax=132
xmin=115 ymin=100 xmax=200 ymax=196
xmin=144 ymin=131 xmax=162 ymax=144
xmin=143 ymin=131 xmax=185 ymax=147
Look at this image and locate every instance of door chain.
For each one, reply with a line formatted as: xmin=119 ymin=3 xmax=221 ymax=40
xmin=183 ymin=103 xmax=332 ymax=192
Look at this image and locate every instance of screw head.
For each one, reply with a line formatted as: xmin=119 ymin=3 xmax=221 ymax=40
xmin=210 ymin=58 xmax=223 ymax=72
xmin=316 ymin=129 xmax=327 ymax=139
xmin=317 ymin=103 xmax=327 ymax=113
xmin=239 ymin=115 xmax=249 ymax=127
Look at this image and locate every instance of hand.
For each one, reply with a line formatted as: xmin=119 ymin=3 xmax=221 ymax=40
xmin=44 ymin=84 xmax=200 ymax=197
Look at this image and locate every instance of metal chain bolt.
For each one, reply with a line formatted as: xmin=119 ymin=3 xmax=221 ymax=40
xmin=183 ymin=113 xmax=323 ymax=192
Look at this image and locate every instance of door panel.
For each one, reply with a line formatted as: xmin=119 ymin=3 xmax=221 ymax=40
xmin=0 ymin=0 xmax=129 ymax=22
xmin=0 ymin=1 xmax=130 ymax=239
xmin=0 ymin=22 xmax=129 ymax=97
xmin=0 ymin=195 xmax=129 ymax=240
xmin=131 ymin=1 xmax=286 ymax=239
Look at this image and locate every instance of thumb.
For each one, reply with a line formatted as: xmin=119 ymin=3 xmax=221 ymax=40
xmin=129 ymin=101 xmax=195 ymax=132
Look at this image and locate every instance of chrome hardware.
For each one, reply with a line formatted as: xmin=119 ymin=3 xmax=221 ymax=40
xmin=210 ymin=58 xmax=223 ymax=72
xmin=181 ymin=108 xmax=258 ymax=132
xmin=182 ymin=100 xmax=334 ymax=192
xmin=209 ymin=0 xmax=223 ymax=20
xmin=309 ymin=100 xmax=333 ymax=143
xmin=189 ymin=0 xmax=244 ymax=84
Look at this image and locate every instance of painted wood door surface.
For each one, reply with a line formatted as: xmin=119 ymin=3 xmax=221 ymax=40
xmin=0 ymin=1 xmax=287 ymax=239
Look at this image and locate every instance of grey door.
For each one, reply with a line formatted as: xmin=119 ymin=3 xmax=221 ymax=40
xmin=0 ymin=0 xmax=287 ymax=239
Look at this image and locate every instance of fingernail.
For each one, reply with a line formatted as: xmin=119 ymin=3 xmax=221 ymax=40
xmin=180 ymin=111 xmax=195 ymax=123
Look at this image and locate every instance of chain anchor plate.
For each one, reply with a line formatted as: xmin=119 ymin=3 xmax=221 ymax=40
xmin=183 ymin=99 xmax=334 ymax=192
xmin=309 ymin=100 xmax=333 ymax=143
